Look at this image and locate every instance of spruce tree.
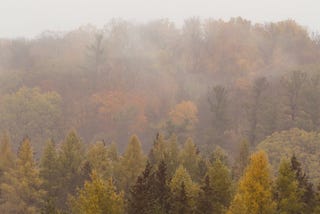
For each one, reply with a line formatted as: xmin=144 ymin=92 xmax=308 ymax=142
xmin=128 ymin=161 xmax=154 ymax=214
xmin=153 ymin=160 xmax=171 ymax=213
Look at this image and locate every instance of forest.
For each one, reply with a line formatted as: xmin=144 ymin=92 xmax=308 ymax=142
xmin=1 ymin=17 xmax=320 ymax=213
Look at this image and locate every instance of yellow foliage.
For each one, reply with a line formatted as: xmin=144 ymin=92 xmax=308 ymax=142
xmin=169 ymin=100 xmax=198 ymax=130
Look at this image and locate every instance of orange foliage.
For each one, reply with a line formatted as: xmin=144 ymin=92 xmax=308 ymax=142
xmin=92 ymin=91 xmax=147 ymax=133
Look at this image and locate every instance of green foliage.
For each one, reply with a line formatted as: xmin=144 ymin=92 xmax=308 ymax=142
xmin=197 ymin=158 xmax=232 ymax=214
xmin=70 ymin=170 xmax=124 ymax=214
xmin=258 ymin=128 xmax=320 ymax=184
xmin=40 ymin=139 xmax=59 ymax=211
xmin=170 ymin=165 xmax=200 ymax=212
xmin=116 ymin=135 xmax=146 ymax=192
xmin=180 ymin=138 xmax=201 ymax=181
xmin=86 ymin=141 xmax=113 ymax=179
xmin=274 ymin=159 xmax=304 ymax=213
xmin=290 ymin=155 xmax=316 ymax=213
xmin=55 ymin=130 xmax=85 ymax=211
xmin=0 ymin=87 xmax=62 ymax=152
xmin=128 ymin=160 xmax=171 ymax=214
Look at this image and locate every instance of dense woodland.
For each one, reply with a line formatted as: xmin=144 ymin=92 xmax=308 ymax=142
xmin=1 ymin=17 xmax=320 ymax=213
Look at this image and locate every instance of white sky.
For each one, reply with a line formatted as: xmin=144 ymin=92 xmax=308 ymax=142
xmin=0 ymin=0 xmax=319 ymax=38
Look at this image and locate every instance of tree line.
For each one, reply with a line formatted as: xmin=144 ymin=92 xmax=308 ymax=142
xmin=0 ymin=131 xmax=319 ymax=213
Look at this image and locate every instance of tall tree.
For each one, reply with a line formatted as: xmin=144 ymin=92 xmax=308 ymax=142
xmin=227 ymin=151 xmax=275 ymax=214
xmin=196 ymin=175 xmax=213 ymax=214
xmin=0 ymin=87 xmax=62 ymax=152
xmin=0 ymin=137 xmax=45 ymax=213
xmin=170 ymin=165 xmax=199 ymax=213
xmin=232 ymin=139 xmax=250 ymax=180
xmin=179 ymin=138 xmax=201 ymax=181
xmin=282 ymin=70 xmax=307 ymax=126
xmin=153 ymin=160 xmax=171 ymax=214
xmin=86 ymin=141 xmax=112 ymax=179
xmin=40 ymin=139 xmax=59 ymax=212
xmin=290 ymin=154 xmax=316 ymax=213
xmin=246 ymin=76 xmax=268 ymax=145
xmin=128 ymin=161 xmax=155 ymax=214
xmin=302 ymin=72 xmax=320 ymax=130
xmin=207 ymin=85 xmax=229 ymax=146
xmin=70 ymin=170 xmax=124 ymax=214
xmin=274 ymin=159 xmax=304 ymax=213
xmin=55 ymin=130 xmax=85 ymax=211
xmin=117 ymin=135 xmax=146 ymax=192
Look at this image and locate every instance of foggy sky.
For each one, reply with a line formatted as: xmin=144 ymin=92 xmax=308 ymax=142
xmin=1 ymin=0 xmax=319 ymax=38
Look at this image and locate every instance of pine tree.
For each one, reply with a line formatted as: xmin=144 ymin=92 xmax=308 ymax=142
xmin=196 ymin=175 xmax=213 ymax=214
xmin=0 ymin=137 xmax=45 ymax=213
xmin=227 ymin=151 xmax=275 ymax=214
xmin=274 ymin=159 xmax=304 ymax=213
xmin=128 ymin=161 xmax=155 ymax=214
xmin=40 ymin=139 xmax=59 ymax=213
xmin=180 ymin=138 xmax=201 ymax=181
xmin=70 ymin=170 xmax=124 ymax=214
xmin=170 ymin=165 xmax=199 ymax=213
xmin=209 ymin=159 xmax=232 ymax=213
xmin=117 ymin=135 xmax=146 ymax=192
xmin=173 ymin=182 xmax=190 ymax=214
xmin=56 ymin=130 xmax=85 ymax=211
xmin=153 ymin=160 xmax=171 ymax=213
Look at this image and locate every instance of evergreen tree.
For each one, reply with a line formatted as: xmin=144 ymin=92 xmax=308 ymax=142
xmin=153 ymin=160 xmax=171 ymax=213
xmin=128 ymin=161 xmax=155 ymax=214
xmin=180 ymin=138 xmax=201 ymax=181
xmin=274 ymin=159 xmax=304 ymax=213
xmin=0 ymin=137 xmax=45 ymax=213
xmin=172 ymin=182 xmax=190 ymax=214
xmin=209 ymin=159 xmax=232 ymax=213
xmin=196 ymin=175 xmax=213 ymax=214
xmin=70 ymin=170 xmax=124 ymax=214
xmin=86 ymin=141 xmax=112 ymax=179
xmin=117 ymin=135 xmax=146 ymax=192
xmin=290 ymin=154 xmax=316 ymax=212
xmin=227 ymin=151 xmax=275 ymax=214
xmin=56 ymin=130 xmax=85 ymax=211
xmin=40 ymin=139 xmax=59 ymax=213
xmin=170 ymin=165 xmax=199 ymax=213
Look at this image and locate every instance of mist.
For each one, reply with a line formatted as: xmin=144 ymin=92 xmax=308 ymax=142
xmin=1 ymin=2 xmax=320 ymax=213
